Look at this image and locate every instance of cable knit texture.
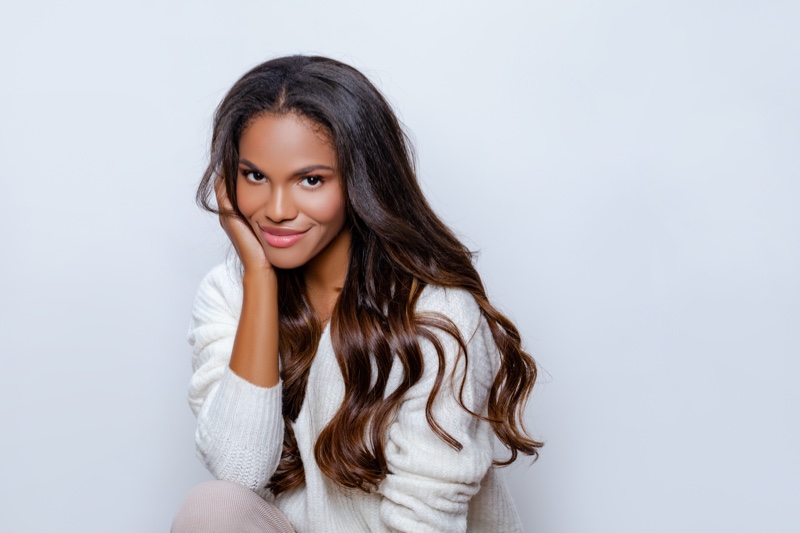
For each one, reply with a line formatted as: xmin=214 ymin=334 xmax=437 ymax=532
xmin=187 ymin=261 xmax=524 ymax=533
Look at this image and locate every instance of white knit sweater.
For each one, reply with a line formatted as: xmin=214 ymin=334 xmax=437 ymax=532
xmin=187 ymin=261 xmax=524 ymax=533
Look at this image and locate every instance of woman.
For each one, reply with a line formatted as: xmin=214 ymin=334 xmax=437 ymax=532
xmin=173 ymin=55 xmax=541 ymax=533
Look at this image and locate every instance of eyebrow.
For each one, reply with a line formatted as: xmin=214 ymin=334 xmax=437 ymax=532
xmin=239 ymin=159 xmax=335 ymax=177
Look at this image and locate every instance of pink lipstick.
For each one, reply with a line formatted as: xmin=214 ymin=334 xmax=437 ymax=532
xmin=259 ymin=225 xmax=308 ymax=248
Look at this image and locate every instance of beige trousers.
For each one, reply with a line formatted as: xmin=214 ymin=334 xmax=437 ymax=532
xmin=172 ymin=480 xmax=295 ymax=533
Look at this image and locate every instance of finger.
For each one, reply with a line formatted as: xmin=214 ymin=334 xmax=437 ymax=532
xmin=215 ymin=176 xmax=233 ymax=211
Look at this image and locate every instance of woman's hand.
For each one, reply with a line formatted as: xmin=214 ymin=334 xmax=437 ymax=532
xmin=215 ymin=177 xmax=271 ymax=273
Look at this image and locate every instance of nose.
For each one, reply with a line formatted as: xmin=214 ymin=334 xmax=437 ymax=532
xmin=264 ymin=185 xmax=297 ymax=223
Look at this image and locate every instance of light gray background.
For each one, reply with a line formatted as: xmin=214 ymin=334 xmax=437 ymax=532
xmin=1 ymin=1 xmax=798 ymax=532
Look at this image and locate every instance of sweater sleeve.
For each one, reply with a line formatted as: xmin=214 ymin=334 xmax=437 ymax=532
xmin=186 ymin=262 xmax=284 ymax=491
xmin=378 ymin=288 xmax=500 ymax=533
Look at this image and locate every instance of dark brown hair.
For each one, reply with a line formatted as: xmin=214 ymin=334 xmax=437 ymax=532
xmin=197 ymin=55 xmax=542 ymax=495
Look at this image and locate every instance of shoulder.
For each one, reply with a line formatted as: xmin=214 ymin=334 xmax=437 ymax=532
xmin=414 ymin=285 xmax=502 ymax=377
xmin=191 ymin=259 xmax=244 ymax=324
xmin=415 ymin=284 xmax=484 ymax=340
xmin=198 ymin=259 xmax=243 ymax=296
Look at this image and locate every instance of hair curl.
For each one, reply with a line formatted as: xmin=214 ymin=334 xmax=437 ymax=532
xmin=197 ymin=55 xmax=542 ymax=495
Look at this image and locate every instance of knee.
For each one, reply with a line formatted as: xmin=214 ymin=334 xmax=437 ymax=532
xmin=171 ymin=480 xmax=261 ymax=533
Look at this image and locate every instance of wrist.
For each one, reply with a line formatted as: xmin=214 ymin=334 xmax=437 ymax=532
xmin=242 ymin=268 xmax=277 ymax=289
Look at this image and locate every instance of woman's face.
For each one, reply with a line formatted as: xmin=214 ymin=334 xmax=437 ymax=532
xmin=236 ymin=113 xmax=348 ymax=271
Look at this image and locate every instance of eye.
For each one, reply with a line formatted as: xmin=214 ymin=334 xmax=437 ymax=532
xmin=240 ymin=168 xmax=266 ymax=183
xmin=300 ymin=175 xmax=324 ymax=189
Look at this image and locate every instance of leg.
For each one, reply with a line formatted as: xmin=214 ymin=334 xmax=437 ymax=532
xmin=172 ymin=480 xmax=295 ymax=533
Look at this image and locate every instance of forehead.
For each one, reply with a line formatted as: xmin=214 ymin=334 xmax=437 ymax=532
xmin=239 ymin=113 xmax=335 ymax=166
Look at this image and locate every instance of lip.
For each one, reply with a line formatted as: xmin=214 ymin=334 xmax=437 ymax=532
xmin=258 ymin=224 xmax=309 ymax=248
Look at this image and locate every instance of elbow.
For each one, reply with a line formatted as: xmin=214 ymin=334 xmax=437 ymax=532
xmin=195 ymin=426 xmax=281 ymax=491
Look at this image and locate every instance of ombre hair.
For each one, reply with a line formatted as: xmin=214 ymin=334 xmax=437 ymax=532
xmin=197 ymin=55 xmax=542 ymax=495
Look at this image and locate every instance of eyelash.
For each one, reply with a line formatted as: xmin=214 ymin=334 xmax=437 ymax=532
xmin=300 ymin=175 xmax=324 ymax=189
xmin=240 ymin=169 xmax=325 ymax=190
xmin=242 ymin=169 xmax=265 ymax=183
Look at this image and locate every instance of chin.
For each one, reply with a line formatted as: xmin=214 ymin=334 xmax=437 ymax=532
xmin=265 ymin=255 xmax=307 ymax=270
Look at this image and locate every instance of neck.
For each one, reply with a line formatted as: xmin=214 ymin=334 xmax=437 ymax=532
xmin=302 ymin=227 xmax=351 ymax=319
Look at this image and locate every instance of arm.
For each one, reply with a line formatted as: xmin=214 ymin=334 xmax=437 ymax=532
xmin=217 ymin=175 xmax=280 ymax=388
xmin=187 ymin=263 xmax=284 ymax=491
xmin=378 ymin=288 xmax=500 ymax=533
xmin=186 ymin=178 xmax=284 ymax=490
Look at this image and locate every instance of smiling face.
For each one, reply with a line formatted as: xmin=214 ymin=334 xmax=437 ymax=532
xmin=236 ymin=113 xmax=349 ymax=272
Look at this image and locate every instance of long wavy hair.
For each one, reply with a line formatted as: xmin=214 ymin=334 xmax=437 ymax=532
xmin=197 ymin=55 xmax=542 ymax=495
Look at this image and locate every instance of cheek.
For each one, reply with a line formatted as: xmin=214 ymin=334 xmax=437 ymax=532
xmin=235 ymin=183 xmax=261 ymax=218
xmin=305 ymin=190 xmax=346 ymax=225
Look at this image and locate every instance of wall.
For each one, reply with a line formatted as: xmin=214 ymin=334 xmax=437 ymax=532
xmin=1 ymin=1 xmax=797 ymax=531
